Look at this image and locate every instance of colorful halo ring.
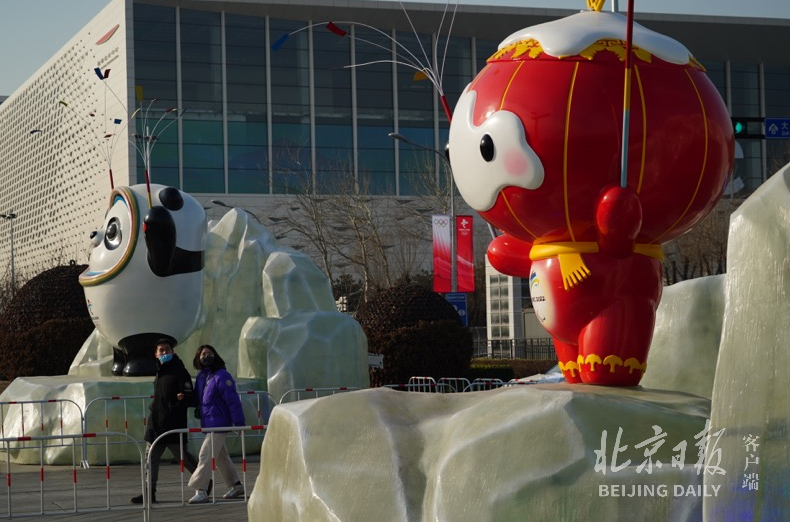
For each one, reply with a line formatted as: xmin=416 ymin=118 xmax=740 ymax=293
xmin=79 ymin=187 xmax=140 ymax=287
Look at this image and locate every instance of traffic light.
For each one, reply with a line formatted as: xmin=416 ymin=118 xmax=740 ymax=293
xmin=731 ymin=117 xmax=765 ymax=139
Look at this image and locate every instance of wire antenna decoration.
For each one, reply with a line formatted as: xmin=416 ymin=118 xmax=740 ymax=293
xmin=43 ymin=68 xmax=183 ymax=208
xmin=42 ymin=67 xmax=139 ymax=191
xmin=272 ymin=0 xmax=461 ymax=122
xmin=130 ymin=86 xmax=185 ymax=209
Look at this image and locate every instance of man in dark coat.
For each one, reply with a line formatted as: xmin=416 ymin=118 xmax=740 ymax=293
xmin=130 ymin=339 xmax=199 ymax=504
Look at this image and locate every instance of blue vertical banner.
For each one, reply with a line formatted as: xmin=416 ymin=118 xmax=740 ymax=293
xmin=445 ymin=292 xmax=468 ymax=327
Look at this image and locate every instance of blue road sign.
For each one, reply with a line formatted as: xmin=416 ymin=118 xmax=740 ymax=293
xmin=445 ymin=292 xmax=468 ymax=327
xmin=765 ymin=118 xmax=790 ymax=139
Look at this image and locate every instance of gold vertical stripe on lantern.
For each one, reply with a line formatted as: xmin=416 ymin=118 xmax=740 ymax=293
xmin=650 ymin=69 xmax=711 ymax=244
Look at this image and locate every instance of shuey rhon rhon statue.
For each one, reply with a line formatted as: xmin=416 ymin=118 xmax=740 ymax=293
xmin=79 ymin=183 xmax=206 ymax=376
xmin=448 ymin=0 xmax=734 ymax=385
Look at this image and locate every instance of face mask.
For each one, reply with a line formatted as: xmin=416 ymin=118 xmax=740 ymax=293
xmin=200 ymin=354 xmax=215 ymax=368
xmin=158 ymin=353 xmax=174 ymax=364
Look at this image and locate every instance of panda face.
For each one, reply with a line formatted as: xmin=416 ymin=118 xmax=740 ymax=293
xmin=79 ymin=187 xmax=140 ymax=287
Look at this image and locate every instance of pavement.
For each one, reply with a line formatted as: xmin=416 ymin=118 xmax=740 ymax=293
xmin=0 ymin=453 xmax=259 ymax=522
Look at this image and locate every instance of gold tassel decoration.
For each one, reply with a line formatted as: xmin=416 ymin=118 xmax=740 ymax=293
xmin=587 ymin=0 xmax=606 ymax=12
xmin=558 ymin=252 xmax=591 ymax=291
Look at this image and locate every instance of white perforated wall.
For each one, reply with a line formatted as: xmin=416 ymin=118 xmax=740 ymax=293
xmin=0 ymin=0 xmax=131 ymax=280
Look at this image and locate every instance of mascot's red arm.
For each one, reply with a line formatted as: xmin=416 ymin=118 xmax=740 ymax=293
xmin=487 ymin=233 xmax=534 ymax=279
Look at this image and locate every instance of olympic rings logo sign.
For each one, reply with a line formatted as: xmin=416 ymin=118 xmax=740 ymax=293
xmin=433 ymin=217 xmax=449 ymax=227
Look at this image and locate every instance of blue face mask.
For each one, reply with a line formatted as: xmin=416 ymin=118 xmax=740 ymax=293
xmin=158 ymin=353 xmax=174 ymax=364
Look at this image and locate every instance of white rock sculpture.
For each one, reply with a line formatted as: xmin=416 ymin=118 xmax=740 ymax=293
xmin=641 ymin=275 xmax=725 ymax=399
xmin=705 ymin=164 xmax=790 ymax=520
xmin=250 ymin=385 xmax=711 ymax=522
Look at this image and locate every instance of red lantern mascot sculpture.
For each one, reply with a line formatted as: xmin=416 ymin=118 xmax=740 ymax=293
xmin=447 ymin=1 xmax=734 ymax=386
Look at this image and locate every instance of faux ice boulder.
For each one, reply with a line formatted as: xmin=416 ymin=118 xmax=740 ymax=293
xmin=641 ymin=275 xmax=725 ymax=399
xmin=180 ymin=209 xmax=278 ymax=377
xmin=705 ymin=165 xmax=790 ymax=519
xmin=250 ymin=385 xmax=712 ymax=522
xmin=68 ymin=328 xmax=115 ymax=377
xmin=240 ymin=311 xmax=369 ymax=403
xmin=263 ymin=252 xmax=337 ymax=317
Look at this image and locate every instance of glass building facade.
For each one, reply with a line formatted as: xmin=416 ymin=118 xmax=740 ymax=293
xmin=130 ymin=3 xmax=500 ymax=197
xmin=127 ymin=3 xmax=790 ymax=204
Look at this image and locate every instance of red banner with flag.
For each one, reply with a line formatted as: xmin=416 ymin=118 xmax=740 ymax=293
xmin=432 ymin=215 xmax=451 ymax=293
xmin=456 ymin=215 xmax=475 ymax=292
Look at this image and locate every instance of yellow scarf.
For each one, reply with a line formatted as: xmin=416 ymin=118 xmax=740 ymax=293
xmin=529 ymin=242 xmax=664 ymax=291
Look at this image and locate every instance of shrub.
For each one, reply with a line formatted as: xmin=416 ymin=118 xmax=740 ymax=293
xmin=368 ymin=320 xmax=472 ymax=386
xmin=0 ymin=264 xmax=92 ymax=380
xmin=357 ymin=284 xmax=473 ymax=387
xmin=467 ymin=358 xmax=557 ymax=381
xmin=0 ymin=318 xmax=94 ymax=380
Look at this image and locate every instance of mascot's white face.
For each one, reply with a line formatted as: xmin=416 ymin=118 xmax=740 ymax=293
xmin=447 ymin=88 xmax=545 ymax=213
xmin=80 ymin=184 xmax=206 ymax=376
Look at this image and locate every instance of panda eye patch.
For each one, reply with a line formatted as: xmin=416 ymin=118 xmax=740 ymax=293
xmin=104 ymin=218 xmax=122 ymax=250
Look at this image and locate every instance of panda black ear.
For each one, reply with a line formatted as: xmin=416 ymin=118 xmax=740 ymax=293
xmin=159 ymin=187 xmax=184 ymax=211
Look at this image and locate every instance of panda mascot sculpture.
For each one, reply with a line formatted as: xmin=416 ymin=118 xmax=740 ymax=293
xmin=79 ymin=184 xmax=207 ymax=376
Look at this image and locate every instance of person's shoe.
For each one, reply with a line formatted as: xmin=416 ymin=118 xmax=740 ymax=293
xmin=130 ymin=492 xmax=157 ymax=504
xmin=223 ymin=482 xmax=244 ymax=499
xmin=188 ymin=490 xmax=210 ymax=504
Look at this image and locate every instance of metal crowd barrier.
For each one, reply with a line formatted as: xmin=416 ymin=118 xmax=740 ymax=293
xmin=279 ymin=386 xmax=360 ymax=403
xmin=0 ymin=387 xmax=354 ymax=520
xmin=407 ymin=376 xmax=437 ymax=391
xmin=82 ymin=394 xmax=153 ymax=468
xmin=383 ymin=383 xmax=454 ymax=393
xmin=463 ymin=378 xmax=507 ymax=392
xmin=0 ymin=431 xmax=145 ymax=520
xmin=143 ymin=425 xmax=265 ymax=519
xmin=0 ymin=398 xmax=84 ymax=441
xmin=437 ymin=377 xmax=471 ymax=393
xmin=382 ymin=377 xmax=515 ymax=393
xmin=238 ymin=390 xmax=277 ymax=431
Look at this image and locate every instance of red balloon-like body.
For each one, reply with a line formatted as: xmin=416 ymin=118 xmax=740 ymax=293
xmin=464 ymin=35 xmax=733 ymax=385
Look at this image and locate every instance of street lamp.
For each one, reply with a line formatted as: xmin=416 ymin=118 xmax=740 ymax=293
xmin=388 ymin=132 xmax=457 ymax=293
xmin=0 ymin=212 xmax=17 ymax=296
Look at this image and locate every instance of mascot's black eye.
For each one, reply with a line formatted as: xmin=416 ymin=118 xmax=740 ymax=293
xmin=480 ymin=134 xmax=495 ymax=162
xmin=104 ymin=218 xmax=122 ymax=250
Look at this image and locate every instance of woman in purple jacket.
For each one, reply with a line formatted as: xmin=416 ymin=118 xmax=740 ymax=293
xmin=187 ymin=344 xmax=247 ymax=504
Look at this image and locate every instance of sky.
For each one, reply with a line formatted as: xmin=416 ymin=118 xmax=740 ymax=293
xmin=1 ymin=0 xmax=789 ymax=96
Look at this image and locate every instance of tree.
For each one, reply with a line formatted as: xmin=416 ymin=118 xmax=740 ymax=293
xmin=662 ymin=197 xmax=744 ymax=285
xmin=266 ymin=145 xmax=490 ymax=326
xmin=269 ymin=162 xmax=434 ymax=303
